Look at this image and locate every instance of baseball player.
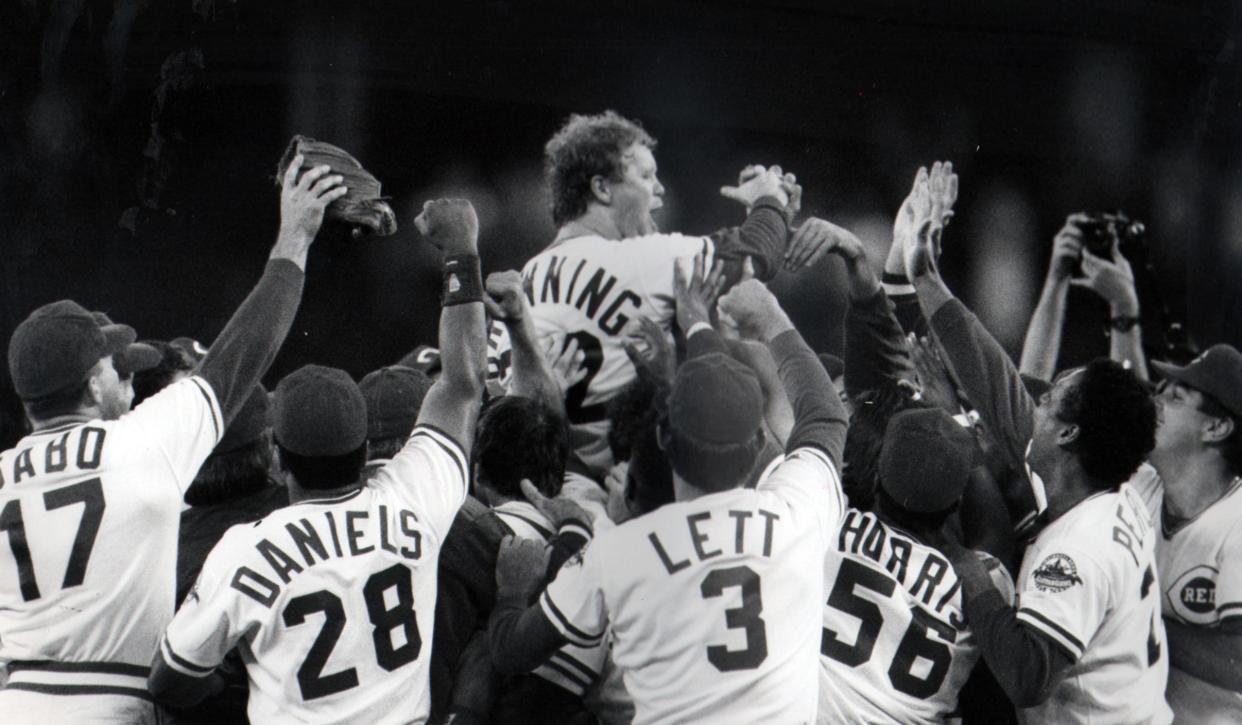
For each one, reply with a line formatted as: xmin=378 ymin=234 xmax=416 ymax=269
xmin=818 ymin=408 xmax=1014 ymax=724
xmin=902 ymin=171 xmax=1172 ymax=723
xmin=1129 ymin=345 xmax=1242 ymax=723
xmin=147 ymin=198 xmax=487 ymax=725
xmin=489 ymin=279 xmax=849 ymax=723
xmin=492 ymin=110 xmax=797 ymax=477
xmin=0 ymin=158 xmax=345 ymax=723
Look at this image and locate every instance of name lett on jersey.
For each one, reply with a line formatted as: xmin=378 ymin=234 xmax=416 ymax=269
xmin=648 ymin=506 xmax=782 ymax=574
xmin=230 ymin=505 xmax=423 ymax=608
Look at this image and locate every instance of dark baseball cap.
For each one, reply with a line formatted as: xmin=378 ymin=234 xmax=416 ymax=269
xmin=668 ymin=353 xmax=764 ymax=446
xmin=880 ymin=408 xmax=976 ymax=514
xmin=170 ymin=337 xmax=208 ymax=367
xmin=216 ymin=385 xmax=271 ymax=454
xmin=398 ymin=345 xmax=441 ymax=376
xmin=1152 ymin=344 xmax=1242 ymax=419
xmin=273 ymin=365 xmax=367 ymax=457
xmin=359 ymin=365 xmax=432 ymax=440
xmin=818 ymin=353 xmax=845 ymax=380
xmin=8 ymin=300 xmax=136 ymax=400
xmin=91 ymin=312 xmax=161 ymax=378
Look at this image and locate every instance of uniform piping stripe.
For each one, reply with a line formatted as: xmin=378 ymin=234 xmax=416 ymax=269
xmin=538 ymin=660 xmax=590 ymax=693
xmin=3 ymin=683 xmax=154 ymax=702
xmin=1217 ymin=602 xmax=1242 ymax=615
xmin=498 ymin=511 xmax=554 ymax=541
xmin=1017 ymin=608 xmax=1085 ymax=658
xmin=189 ymin=377 xmax=222 ymax=442
xmin=550 ymin=650 xmax=598 ymax=680
xmin=540 ymin=592 xmax=603 ymax=646
xmin=7 ymin=660 xmax=148 ymax=677
xmin=411 ymin=425 xmax=468 ymax=481
xmin=162 ymin=639 xmax=216 ymax=675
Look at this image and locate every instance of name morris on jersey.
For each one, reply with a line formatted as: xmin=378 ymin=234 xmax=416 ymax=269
xmin=229 ymin=504 xmax=424 ymax=608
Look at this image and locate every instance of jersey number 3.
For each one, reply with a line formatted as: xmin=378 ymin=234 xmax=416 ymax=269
xmin=701 ymin=565 xmax=768 ymax=671
xmin=0 ymin=478 xmax=106 ymax=601
xmin=282 ymin=562 xmax=421 ymax=701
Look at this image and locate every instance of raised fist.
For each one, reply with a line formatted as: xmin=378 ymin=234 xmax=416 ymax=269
xmin=716 ymin=279 xmax=790 ymax=342
xmin=483 ymin=270 xmax=528 ymax=323
xmin=415 ymin=198 xmax=479 ymax=256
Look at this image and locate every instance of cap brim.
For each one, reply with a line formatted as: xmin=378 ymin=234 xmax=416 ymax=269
xmin=100 ymin=323 xmax=137 ymax=357
xmin=1150 ymin=359 xmax=1212 ymax=394
xmin=115 ymin=342 xmax=163 ymax=376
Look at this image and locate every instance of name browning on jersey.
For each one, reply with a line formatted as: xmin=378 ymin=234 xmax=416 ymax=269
xmin=648 ymin=506 xmax=782 ymax=574
xmin=839 ymin=510 xmax=965 ymax=627
xmin=523 ymin=255 xmax=643 ymax=337
xmin=0 ymin=426 xmax=107 ymax=488
xmin=229 ymin=506 xmax=424 ymax=608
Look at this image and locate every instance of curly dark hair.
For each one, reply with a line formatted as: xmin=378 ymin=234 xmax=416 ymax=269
xmin=474 ymin=396 xmax=568 ymax=500
xmin=544 ymin=110 xmax=656 ymax=226
xmin=1057 ymin=358 xmax=1157 ymax=489
xmin=606 ymin=376 xmax=663 ymax=462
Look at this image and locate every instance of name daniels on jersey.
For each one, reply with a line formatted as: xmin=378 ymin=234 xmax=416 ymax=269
xmin=0 ymin=425 xmax=106 ymax=488
xmin=523 ymin=254 xmax=643 ymax=337
xmin=647 ymin=507 xmax=782 ymax=574
xmin=229 ymin=505 xmax=422 ymax=608
xmin=839 ymin=510 xmax=965 ymax=629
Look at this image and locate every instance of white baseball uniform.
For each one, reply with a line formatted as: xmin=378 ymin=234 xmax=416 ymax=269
xmin=0 ymin=376 xmax=222 ymax=721
xmin=538 ymin=446 xmax=844 ymax=724
xmin=159 ymin=425 xmax=467 ymax=725
xmin=1013 ymin=482 xmax=1172 ymax=724
xmin=491 ymin=232 xmax=715 ymax=474
xmin=1130 ymin=465 xmax=1242 ymax=723
xmin=817 ymin=509 xmax=1012 ymax=724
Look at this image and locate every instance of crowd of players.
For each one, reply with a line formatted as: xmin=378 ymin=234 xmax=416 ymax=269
xmin=0 ymin=110 xmax=1239 ymax=724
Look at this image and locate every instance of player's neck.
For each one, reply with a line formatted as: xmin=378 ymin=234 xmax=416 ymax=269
xmin=29 ymin=407 xmax=100 ymax=432
xmin=1042 ymin=459 xmax=1108 ymax=525
xmin=289 ymin=481 xmax=362 ymax=504
xmin=558 ymin=208 xmax=624 ymax=242
xmin=1161 ymin=455 xmax=1238 ymax=521
xmin=672 ymin=473 xmax=727 ymax=503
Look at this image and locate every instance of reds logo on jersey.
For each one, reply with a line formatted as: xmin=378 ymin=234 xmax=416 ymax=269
xmin=1166 ymin=564 xmax=1220 ymax=625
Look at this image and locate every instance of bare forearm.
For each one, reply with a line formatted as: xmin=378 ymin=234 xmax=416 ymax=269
xmin=1020 ymin=278 xmax=1068 ymax=380
xmin=1107 ymin=298 xmax=1148 ymax=381
xmin=1165 ymin=619 xmax=1242 ymax=693
xmin=417 ymin=294 xmax=486 ymax=455
xmin=505 ymin=316 xmax=565 ymax=417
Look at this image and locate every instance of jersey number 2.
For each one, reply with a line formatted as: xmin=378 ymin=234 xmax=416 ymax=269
xmin=282 ymin=562 xmax=421 ymax=701
xmin=0 ymin=478 xmax=106 ymax=601
xmin=821 ymin=559 xmax=957 ymax=699
xmin=700 ymin=565 xmax=768 ymax=671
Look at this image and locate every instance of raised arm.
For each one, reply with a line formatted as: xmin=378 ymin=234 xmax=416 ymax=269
xmin=710 ymin=165 xmax=794 ymax=284
xmin=484 ymin=270 xmax=568 ymax=418
xmin=413 ymin=199 xmax=488 ymax=457
xmin=1019 ymin=215 xmax=1085 ymax=380
xmin=1072 ymin=239 xmax=1149 ymax=381
xmin=198 ymin=158 xmax=346 ymax=426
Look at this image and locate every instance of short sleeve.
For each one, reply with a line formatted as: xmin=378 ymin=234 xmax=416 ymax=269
xmin=628 ymin=234 xmax=715 ymax=313
xmin=161 ymin=528 xmax=251 ymax=677
xmin=1015 ymin=547 xmax=1110 ymax=661
xmin=1215 ymin=526 xmax=1242 ymax=624
xmin=757 ymin=447 xmax=845 ymax=537
xmin=367 ymin=424 xmax=469 ymax=540
xmin=539 ymin=541 xmax=607 ymax=649
xmin=120 ymin=376 xmax=223 ymax=495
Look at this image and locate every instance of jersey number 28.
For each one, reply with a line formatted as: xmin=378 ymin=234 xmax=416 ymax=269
xmin=283 ymin=562 xmax=420 ymax=701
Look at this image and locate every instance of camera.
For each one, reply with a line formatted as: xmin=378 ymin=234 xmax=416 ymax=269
xmin=1076 ymin=211 xmax=1146 ymax=257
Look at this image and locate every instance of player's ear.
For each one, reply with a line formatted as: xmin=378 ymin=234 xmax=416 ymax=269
xmin=656 ymin=420 xmax=672 ymax=453
xmin=84 ymin=359 xmax=106 ymax=408
xmin=589 ymin=175 xmax=611 ymax=205
xmin=1056 ymin=422 xmax=1080 ymax=448
xmin=1203 ymin=415 xmax=1235 ymax=445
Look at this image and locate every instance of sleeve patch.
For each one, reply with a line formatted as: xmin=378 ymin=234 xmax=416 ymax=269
xmin=1031 ymin=553 xmax=1084 ymax=593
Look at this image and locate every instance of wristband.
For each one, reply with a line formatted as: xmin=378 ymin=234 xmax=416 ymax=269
xmin=442 ymin=254 xmax=483 ymax=307
xmin=1106 ymin=315 xmax=1140 ymax=333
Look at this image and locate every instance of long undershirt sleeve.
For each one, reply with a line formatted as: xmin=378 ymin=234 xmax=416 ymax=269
xmin=843 ymin=286 xmax=916 ymax=400
xmin=708 ymin=196 xmax=790 ymax=284
xmin=769 ymin=328 xmax=848 ymax=467
xmin=198 ymin=259 xmax=304 ymax=427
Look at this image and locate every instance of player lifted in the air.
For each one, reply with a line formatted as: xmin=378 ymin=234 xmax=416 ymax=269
xmin=0 ymin=157 xmax=345 ymax=724
xmin=147 ymin=199 xmax=487 ymax=724
xmin=493 ymin=110 xmax=800 ymax=477
xmin=488 ymin=268 xmax=849 ymax=724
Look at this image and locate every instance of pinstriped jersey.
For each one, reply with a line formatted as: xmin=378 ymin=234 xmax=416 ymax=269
xmin=539 ymin=447 xmax=844 ymax=725
xmin=1013 ymin=482 xmax=1172 ymax=725
xmin=0 ymin=377 xmax=222 ymax=702
xmin=160 ymin=425 xmax=467 ymax=725
xmin=490 ymin=233 xmax=716 ymax=475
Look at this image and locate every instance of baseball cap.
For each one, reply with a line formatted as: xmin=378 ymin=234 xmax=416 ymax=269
xmin=880 ymin=408 xmax=976 ymax=514
xmin=359 ymin=365 xmax=432 ymax=440
xmin=273 ymin=365 xmax=367 ymax=457
xmin=91 ymin=312 xmax=161 ymax=378
xmin=398 ymin=345 xmax=442 ymax=376
xmin=818 ymin=353 xmax=845 ymax=380
xmin=170 ymin=337 xmax=209 ymax=368
xmin=1152 ymin=344 xmax=1242 ymax=419
xmin=668 ymin=353 xmax=764 ymax=446
xmin=8 ymin=300 xmax=136 ymax=400
xmin=216 ymin=385 xmax=271 ymax=454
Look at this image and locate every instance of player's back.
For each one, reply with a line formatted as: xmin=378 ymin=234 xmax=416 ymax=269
xmin=0 ymin=376 xmax=221 ymax=701
xmin=583 ymin=479 xmax=829 ymax=724
xmin=1016 ymin=483 xmax=1171 ymax=725
xmin=514 ymin=232 xmax=712 ymax=471
xmin=818 ymin=510 xmax=982 ymax=724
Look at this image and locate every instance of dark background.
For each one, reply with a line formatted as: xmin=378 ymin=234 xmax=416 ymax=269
xmin=3 ymin=0 xmax=1242 ymax=448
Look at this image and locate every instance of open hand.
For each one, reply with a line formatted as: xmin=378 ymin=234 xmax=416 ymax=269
xmin=721 ymin=165 xmax=790 ymax=210
xmin=1071 ymin=239 xmax=1138 ymax=313
xmin=784 ymin=217 xmax=866 ymax=272
xmin=278 ymin=155 xmax=348 ymax=246
xmin=673 ymin=252 xmax=726 ymax=333
xmin=521 ymin=479 xmax=596 ymax=529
